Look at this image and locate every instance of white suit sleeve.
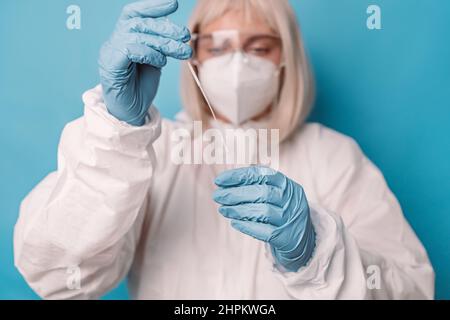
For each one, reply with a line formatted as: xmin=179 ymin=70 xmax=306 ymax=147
xmin=13 ymin=85 xmax=161 ymax=299
xmin=271 ymin=125 xmax=434 ymax=299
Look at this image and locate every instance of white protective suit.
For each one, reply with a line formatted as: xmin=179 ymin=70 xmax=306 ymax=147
xmin=14 ymin=85 xmax=434 ymax=299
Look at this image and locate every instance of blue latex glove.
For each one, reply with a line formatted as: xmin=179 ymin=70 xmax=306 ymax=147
xmin=213 ymin=166 xmax=316 ymax=272
xmin=99 ymin=0 xmax=192 ymax=126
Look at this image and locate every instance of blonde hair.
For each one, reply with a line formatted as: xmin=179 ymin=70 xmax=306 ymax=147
xmin=180 ymin=0 xmax=315 ymax=141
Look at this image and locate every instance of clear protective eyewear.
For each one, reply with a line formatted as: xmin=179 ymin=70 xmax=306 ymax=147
xmin=190 ymin=29 xmax=282 ymax=65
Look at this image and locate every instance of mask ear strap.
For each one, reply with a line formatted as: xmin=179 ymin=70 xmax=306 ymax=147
xmin=270 ymin=61 xmax=285 ymax=112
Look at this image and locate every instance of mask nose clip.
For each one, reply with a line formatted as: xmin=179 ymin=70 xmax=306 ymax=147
xmin=229 ymin=50 xmax=249 ymax=65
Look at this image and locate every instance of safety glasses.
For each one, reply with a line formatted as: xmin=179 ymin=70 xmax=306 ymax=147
xmin=190 ymin=29 xmax=282 ymax=65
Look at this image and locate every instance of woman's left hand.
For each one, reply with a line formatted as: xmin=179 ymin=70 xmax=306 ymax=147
xmin=213 ymin=166 xmax=316 ymax=272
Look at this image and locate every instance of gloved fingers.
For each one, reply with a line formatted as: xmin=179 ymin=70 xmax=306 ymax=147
xmin=127 ymin=32 xmax=192 ymax=60
xmin=215 ymin=166 xmax=286 ymax=188
xmin=125 ymin=17 xmax=191 ymax=42
xmin=230 ymin=220 xmax=276 ymax=243
xmin=120 ymin=0 xmax=179 ymax=19
xmin=213 ymin=184 xmax=284 ymax=206
xmin=268 ymin=217 xmax=312 ymax=253
xmin=219 ymin=203 xmax=285 ymax=227
xmin=126 ymin=43 xmax=167 ymax=68
xmin=99 ymin=40 xmax=168 ymax=72
xmin=99 ymin=41 xmax=131 ymax=71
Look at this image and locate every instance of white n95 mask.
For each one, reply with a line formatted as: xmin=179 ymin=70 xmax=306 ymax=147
xmin=198 ymin=52 xmax=281 ymax=125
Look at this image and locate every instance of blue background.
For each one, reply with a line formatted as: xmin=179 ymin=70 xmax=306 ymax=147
xmin=0 ymin=0 xmax=449 ymax=299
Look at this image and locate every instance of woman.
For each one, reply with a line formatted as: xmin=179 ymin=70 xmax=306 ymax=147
xmin=14 ymin=0 xmax=434 ymax=299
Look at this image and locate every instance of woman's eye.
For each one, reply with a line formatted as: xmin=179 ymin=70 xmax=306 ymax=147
xmin=247 ymin=47 xmax=271 ymax=55
xmin=206 ymin=47 xmax=226 ymax=56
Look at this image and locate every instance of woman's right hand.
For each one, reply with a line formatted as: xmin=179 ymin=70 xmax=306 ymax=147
xmin=99 ymin=0 xmax=192 ymax=126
